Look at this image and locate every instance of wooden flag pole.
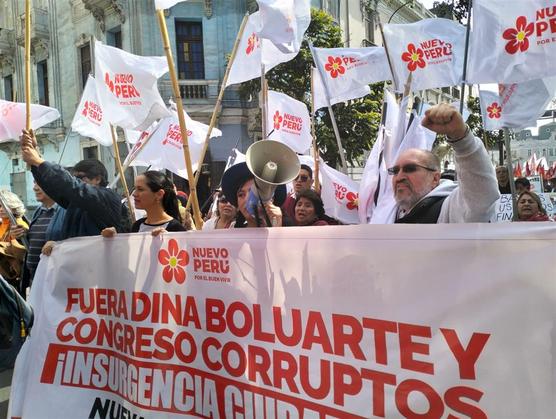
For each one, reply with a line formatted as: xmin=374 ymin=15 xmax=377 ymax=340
xmin=310 ymin=70 xmax=320 ymax=193
xmin=156 ymin=9 xmax=203 ymax=228
xmin=459 ymin=0 xmax=473 ymax=114
xmin=111 ymin=125 xmax=135 ymax=223
xmin=260 ymin=63 xmax=268 ymax=139
xmin=185 ymin=13 xmax=249 ymax=212
xmin=24 ymin=0 xmax=31 ymax=130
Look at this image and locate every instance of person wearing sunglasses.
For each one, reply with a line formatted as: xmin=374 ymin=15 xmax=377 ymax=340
xmin=391 ymin=104 xmax=499 ymax=223
xmin=202 ymin=192 xmax=237 ymax=230
xmin=282 ymin=164 xmax=314 ymax=220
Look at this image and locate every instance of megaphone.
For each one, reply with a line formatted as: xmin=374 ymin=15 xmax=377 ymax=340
xmin=245 ymin=140 xmax=300 ymax=208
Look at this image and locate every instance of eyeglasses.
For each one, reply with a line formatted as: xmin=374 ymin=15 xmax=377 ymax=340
xmin=218 ymin=197 xmax=228 ymax=204
xmin=387 ymin=164 xmax=437 ymax=176
xmin=295 ymin=175 xmax=309 ymax=182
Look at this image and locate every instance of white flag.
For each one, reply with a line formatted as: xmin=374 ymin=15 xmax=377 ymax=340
xmin=312 ymin=47 xmax=391 ymax=104
xmin=383 ymin=18 xmax=465 ymax=92
xmin=0 ymin=100 xmax=60 ymax=143
xmin=226 ymin=12 xmax=306 ymax=87
xmin=267 ymin=90 xmax=312 ymax=154
xmin=320 ymin=161 xmax=360 ymax=224
xmin=130 ymin=111 xmax=222 ymax=179
xmin=70 ymin=75 xmax=112 ymax=146
xmin=468 ymin=0 xmax=556 ymax=84
xmin=479 ymin=77 xmax=556 ymax=131
xmin=312 ymin=67 xmax=371 ymax=111
xmin=154 ymin=0 xmax=187 ymax=10
xmin=94 ymin=40 xmax=170 ymax=131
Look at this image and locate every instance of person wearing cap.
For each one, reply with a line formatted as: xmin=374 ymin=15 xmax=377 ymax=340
xmin=221 ymin=162 xmax=289 ymax=228
xmin=20 ymin=129 xmax=129 ymax=240
xmin=391 ymin=104 xmax=499 ymax=223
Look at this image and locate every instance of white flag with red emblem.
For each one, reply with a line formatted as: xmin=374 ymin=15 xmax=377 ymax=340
xmin=319 ymin=161 xmax=360 ymax=224
xmin=0 ymin=99 xmax=60 ymax=142
xmin=70 ymin=75 xmax=112 ymax=146
xmin=129 ymin=110 xmax=222 ymax=179
xmin=94 ymin=40 xmax=170 ymax=131
xmin=154 ymin=0 xmax=187 ymax=10
xmin=479 ymin=77 xmax=556 ymax=131
xmin=382 ymin=18 xmax=466 ymax=92
xmin=266 ymin=90 xmax=312 ymax=154
xmin=256 ymin=0 xmax=310 ymax=52
xmin=468 ymin=0 xmax=556 ymax=84
xmin=226 ymin=11 xmax=307 ymax=87
xmin=312 ymin=67 xmax=371 ymax=111
xmin=311 ymin=47 xmax=391 ymax=103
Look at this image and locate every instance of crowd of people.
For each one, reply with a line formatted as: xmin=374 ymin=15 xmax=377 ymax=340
xmin=0 ymin=104 xmax=551 ymax=297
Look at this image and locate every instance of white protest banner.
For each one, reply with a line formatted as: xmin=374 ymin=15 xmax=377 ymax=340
xmin=267 ymin=90 xmax=312 ymax=154
xmin=491 ymin=193 xmax=555 ymax=222
xmin=319 ymin=161 xmax=360 ymax=224
xmin=479 ymin=77 xmax=556 ymax=131
xmin=312 ymin=67 xmax=371 ymax=111
xmin=94 ymin=40 xmax=170 ymax=131
xmin=0 ymin=99 xmax=60 ymax=142
xmin=311 ymin=46 xmax=391 ymax=103
xmin=154 ymin=0 xmax=187 ymax=9
xmin=129 ymin=111 xmax=222 ymax=179
xmin=9 ymin=223 xmax=556 ymax=418
xmin=468 ymin=0 xmax=556 ymax=84
xmin=71 ymin=75 xmax=113 ymax=146
xmin=382 ymin=18 xmax=465 ymax=92
xmin=226 ymin=12 xmax=306 ymax=87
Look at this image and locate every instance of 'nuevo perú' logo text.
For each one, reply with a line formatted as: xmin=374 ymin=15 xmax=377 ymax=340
xmin=158 ymin=239 xmax=189 ymax=284
xmin=104 ymin=73 xmax=141 ymax=99
xmin=333 ymin=182 xmax=358 ymax=210
xmin=273 ymin=110 xmax=302 ymax=135
xmin=324 ymin=55 xmax=364 ymax=79
xmin=503 ymin=7 xmax=556 ymax=54
xmin=192 ymin=247 xmax=231 ymax=284
xmin=81 ymin=101 xmax=103 ymax=125
xmin=161 ymin=124 xmax=193 ymax=149
xmin=246 ymin=33 xmax=260 ymax=55
xmin=402 ymin=39 xmax=453 ymax=72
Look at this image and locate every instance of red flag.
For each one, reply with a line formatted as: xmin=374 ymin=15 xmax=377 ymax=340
xmin=538 ymin=165 xmax=546 ymax=180
xmin=525 ymin=161 xmax=531 ymax=176
xmin=513 ymin=161 xmax=522 ymax=178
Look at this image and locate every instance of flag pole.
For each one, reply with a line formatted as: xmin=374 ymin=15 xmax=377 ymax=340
xmin=503 ymin=128 xmax=518 ymax=221
xmin=308 ymin=42 xmax=348 ymax=174
xmin=184 ymin=12 xmax=249 ymax=212
xmin=459 ymin=0 xmax=473 ymax=114
xmin=24 ymin=0 xmax=31 ymax=130
xmin=310 ymin=70 xmax=320 ymax=193
xmin=156 ymin=9 xmax=203 ymax=228
xmin=261 ymin=63 xmax=268 ymax=139
xmin=111 ymin=124 xmax=136 ymax=223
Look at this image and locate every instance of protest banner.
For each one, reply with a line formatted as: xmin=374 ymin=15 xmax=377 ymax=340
xmin=0 ymin=100 xmax=60 ymax=142
xmin=491 ymin=193 xmax=555 ymax=222
xmin=9 ymin=224 xmax=556 ymax=418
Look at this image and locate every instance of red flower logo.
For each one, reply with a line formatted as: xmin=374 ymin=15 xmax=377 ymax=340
xmin=273 ymin=110 xmax=283 ymax=130
xmin=346 ymin=192 xmax=359 ymax=210
xmin=158 ymin=239 xmax=189 ymax=284
xmin=401 ymin=43 xmax=426 ymax=72
xmin=487 ymin=102 xmax=502 ymax=119
xmin=503 ymin=16 xmax=534 ymax=54
xmin=82 ymin=101 xmax=89 ymax=117
xmin=324 ymin=56 xmax=346 ymax=79
xmin=246 ymin=33 xmax=259 ymax=55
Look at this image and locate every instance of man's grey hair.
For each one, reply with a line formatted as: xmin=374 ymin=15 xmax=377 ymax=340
xmin=0 ymin=190 xmax=26 ymax=217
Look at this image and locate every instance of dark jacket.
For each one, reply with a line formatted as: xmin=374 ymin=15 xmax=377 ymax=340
xmin=31 ymin=161 xmax=128 ymax=239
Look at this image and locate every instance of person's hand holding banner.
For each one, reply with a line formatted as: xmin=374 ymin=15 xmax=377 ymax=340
xmin=421 ymin=104 xmax=467 ymax=140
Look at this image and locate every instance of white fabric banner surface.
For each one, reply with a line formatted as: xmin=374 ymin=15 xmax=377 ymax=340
xmin=312 ymin=67 xmax=371 ymax=111
xmin=382 ymin=18 xmax=465 ymax=92
xmin=319 ymin=161 xmax=360 ymax=224
xmin=267 ymin=90 xmax=312 ymax=153
xmin=71 ymin=75 xmax=113 ymax=146
xmin=0 ymin=99 xmax=60 ymax=142
xmin=9 ymin=224 xmax=556 ymax=418
xmin=94 ymin=40 xmax=170 ymax=131
xmin=154 ymin=0 xmax=187 ymax=10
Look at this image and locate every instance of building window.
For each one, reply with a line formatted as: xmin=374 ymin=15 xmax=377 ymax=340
xmin=82 ymin=145 xmax=99 ymax=160
xmin=175 ymin=21 xmax=205 ymax=80
xmin=364 ymin=10 xmax=376 ymax=44
xmin=107 ymin=27 xmax=122 ymax=49
xmin=528 ymin=149 xmax=531 ymax=156
xmin=323 ymin=0 xmax=340 ymax=21
xmin=3 ymin=75 xmax=13 ymax=101
xmin=550 ymin=148 xmax=554 ymax=156
xmin=37 ymin=60 xmax=49 ymax=106
xmin=79 ymin=43 xmax=92 ymax=90
xmin=543 ymin=148 xmax=547 ymax=156
xmin=452 ymin=87 xmax=460 ymax=99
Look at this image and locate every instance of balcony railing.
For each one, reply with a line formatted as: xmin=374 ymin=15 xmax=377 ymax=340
xmin=16 ymin=8 xmax=49 ymax=47
xmin=160 ymin=79 xmax=219 ymax=102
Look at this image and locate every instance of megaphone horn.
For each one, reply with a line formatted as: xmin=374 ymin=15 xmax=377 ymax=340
xmin=246 ymin=140 xmax=300 ymax=202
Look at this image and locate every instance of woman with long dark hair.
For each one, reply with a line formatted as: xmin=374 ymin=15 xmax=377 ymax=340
xmin=102 ymin=171 xmax=185 ymax=237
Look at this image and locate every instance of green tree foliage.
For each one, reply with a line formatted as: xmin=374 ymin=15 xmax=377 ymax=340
xmin=238 ymin=9 xmax=383 ymax=167
xmin=431 ymin=1 xmax=470 ymax=23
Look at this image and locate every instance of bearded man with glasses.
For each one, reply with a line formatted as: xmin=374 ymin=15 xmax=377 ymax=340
xmin=389 ymin=104 xmax=499 ymax=223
